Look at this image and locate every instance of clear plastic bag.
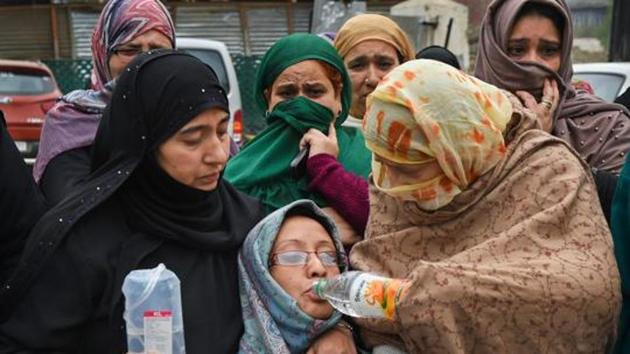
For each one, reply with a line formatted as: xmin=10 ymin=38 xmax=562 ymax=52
xmin=122 ymin=263 xmax=186 ymax=354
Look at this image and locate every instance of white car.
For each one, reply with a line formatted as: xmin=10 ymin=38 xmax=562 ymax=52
xmin=177 ymin=37 xmax=244 ymax=144
xmin=573 ymin=62 xmax=630 ymax=103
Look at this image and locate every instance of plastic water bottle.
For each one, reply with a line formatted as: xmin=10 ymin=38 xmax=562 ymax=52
xmin=313 ymin=271 xmax=410 ymax=320
xmin=122 ymin=263 xmax=186 ymax=354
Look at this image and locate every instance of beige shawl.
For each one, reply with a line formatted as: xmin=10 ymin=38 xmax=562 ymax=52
xmin=350 ymin=101 xmax=621 ymax=353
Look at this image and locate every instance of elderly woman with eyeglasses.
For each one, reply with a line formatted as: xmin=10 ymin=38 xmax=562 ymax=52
xmin=33 ymin=0 xmax=175 ymax=203
xmin=238 ymin=200 xmax=355 ymax=354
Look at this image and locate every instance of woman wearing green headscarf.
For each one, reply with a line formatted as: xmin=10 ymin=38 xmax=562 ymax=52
xmin=224 ymin=33 xmax=372 ymax=244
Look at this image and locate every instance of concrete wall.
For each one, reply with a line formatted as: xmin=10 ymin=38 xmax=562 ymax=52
xmin=391 ymin=0 xmax=470 ymax=69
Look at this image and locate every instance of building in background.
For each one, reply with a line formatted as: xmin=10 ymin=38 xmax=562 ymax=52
xmin=390 ymin=0 xmax=469 ymax=69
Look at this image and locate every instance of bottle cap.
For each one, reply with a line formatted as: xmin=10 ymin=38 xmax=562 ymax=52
xmin=312 ymin=279 xmax=326 ymax=298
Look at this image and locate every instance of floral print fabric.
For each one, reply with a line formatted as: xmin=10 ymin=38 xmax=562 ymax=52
xmin=362 ymin=59 xmax=513 ymax=208
xmin=351 ymin=80 xmax=621 ymax=352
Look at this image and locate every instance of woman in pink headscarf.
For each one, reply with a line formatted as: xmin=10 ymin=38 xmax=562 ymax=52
xmin=33 ymin=0 xmax=175 ymax=203
xmin=475 ymin=0 xmax=630 ymax=175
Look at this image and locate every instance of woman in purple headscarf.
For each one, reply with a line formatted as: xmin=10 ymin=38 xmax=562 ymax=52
xmin=33 ymin=0 xmax=175 ymax=203
xmin=475 ymin=0 xmax=630 ymax=175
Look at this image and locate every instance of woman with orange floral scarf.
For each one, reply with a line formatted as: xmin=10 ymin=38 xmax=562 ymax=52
xmin=348 ymin=59 xmax=621 ymax=353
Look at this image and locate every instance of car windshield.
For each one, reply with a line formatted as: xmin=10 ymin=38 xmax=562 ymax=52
xmin=573 ymin=73 xmax=625 ymax=102
xmin=182 ymin=48 xmax=230 ymax=92
xmin=0 ymin=70 xmax=55 ymax=95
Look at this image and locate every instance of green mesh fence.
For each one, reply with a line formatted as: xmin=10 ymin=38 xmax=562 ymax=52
xmin=42 ymin=56 xmax=267 ymax=135
xmin=232 ymin=54 xmax=265 ymax=135
xmin=42 ymin=59 xmax=92 ymax=94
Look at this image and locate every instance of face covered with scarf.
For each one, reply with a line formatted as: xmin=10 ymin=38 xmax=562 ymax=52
xmin=224 ymin=33 xmax=372 ymax=211
xmin=238 ymin=200 xmax=348 ymax=354
xmin=91 ymin=0 xmax=175 ymax=90
xmin=363 ymin=59 xmax=513 ymax=210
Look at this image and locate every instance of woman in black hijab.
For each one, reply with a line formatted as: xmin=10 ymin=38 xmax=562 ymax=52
xmin=415 ymin=45 xmax=461 ymax=69
xmin=0 ymin=51 xmax=264 ymax=353
xmin=0 ymin=111 xmax=48 ymax=283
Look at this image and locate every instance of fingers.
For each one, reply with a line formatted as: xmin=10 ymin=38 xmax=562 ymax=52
xmin=299 ymin=135 xmax=307 ymax=150
xmin=515 ymin=90 xmax=538 ymax=111
xmin=542 ymin=78 xmax=552 ymax=98
xmin=300 ymin=128 xmax=324 ymax=149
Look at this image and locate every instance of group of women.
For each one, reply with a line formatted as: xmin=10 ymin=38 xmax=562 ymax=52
xmin=0 ymin=0 xmax=628 ymax=353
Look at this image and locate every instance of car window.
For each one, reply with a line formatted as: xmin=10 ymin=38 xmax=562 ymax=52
xmin=181 ymin=49 xmax=230 ymax=92
xmin=0 ymin=70 xmax=55 ymax=95
xmin=573 ymin=73 xmax=625 ymax=102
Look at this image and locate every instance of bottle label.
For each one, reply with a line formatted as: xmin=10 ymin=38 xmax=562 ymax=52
xmin=144 ymin=310 xmax=173 ymax=354
xmin=349 ymin=274 xmax=408 ymax=320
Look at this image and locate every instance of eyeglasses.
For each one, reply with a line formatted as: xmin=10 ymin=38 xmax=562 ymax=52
xmin=269 ymin=250 xmax=339 ymax=268
xmin=111 ymin=45 xmax=168 ymax=58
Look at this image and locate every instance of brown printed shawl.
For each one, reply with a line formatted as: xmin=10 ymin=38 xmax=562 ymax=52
xmin=349 ymin=101 xmax=621 ymax=353
xmin=475 ymin=0 xmax=630 ymax=174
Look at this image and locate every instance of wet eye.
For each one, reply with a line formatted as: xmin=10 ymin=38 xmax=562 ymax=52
xmin=307 ymin=88 xmax=326 ymax=97
xmin=541 ymin=45 xmax=560 ymax=57
xmin=377 ymin=61 xmax=394 ymax=71
xmin=276 ymin=89 xmax=295 ymax=99
xmin=348 ymin=62 xmax=366 ymax=71
xmin=507 ymin=46 xmax=525 ymax=57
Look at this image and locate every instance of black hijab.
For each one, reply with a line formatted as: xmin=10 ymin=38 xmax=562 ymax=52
xmin=415 ymin=45 xmax=461 ymax=70
xmin=0 ymin=111 xmax=48 ymax=282
xmin=1 ymin=51 xmax=263 ymax=322
xmin=107 ymin=50 xmax=248 ymax=250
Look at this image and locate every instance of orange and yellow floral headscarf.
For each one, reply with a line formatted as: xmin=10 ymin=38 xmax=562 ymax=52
xmin=363 ymin=59 xmax=513 ymax=209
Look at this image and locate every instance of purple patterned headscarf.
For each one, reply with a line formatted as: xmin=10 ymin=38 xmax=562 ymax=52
xmin=33 ymin=0 xmax=175 ymax=182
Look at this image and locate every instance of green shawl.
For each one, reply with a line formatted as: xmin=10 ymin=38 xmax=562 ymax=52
xmin=612 ymin=155 xmax=630 ymax=354
xmin=224 ymin=33 xmax=371 ymax=211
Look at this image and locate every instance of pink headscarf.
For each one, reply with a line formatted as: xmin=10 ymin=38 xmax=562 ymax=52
xmin=475 ymin=0 xmax=630 ymax=174
xmin=91 ymin=0 xmax=175 ymax=90
xmin=34 ymin=0 xmax=175 ymax=183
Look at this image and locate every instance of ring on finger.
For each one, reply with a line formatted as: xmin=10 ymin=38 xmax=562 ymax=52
xmin=541 ymin=99 xmax=552 ymax=110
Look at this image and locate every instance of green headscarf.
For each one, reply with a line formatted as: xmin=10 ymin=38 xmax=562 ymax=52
xmin=224 ymin=33 xmax=371 ymax=211
xmin=611 ymin=155 xmax=630 ymax=354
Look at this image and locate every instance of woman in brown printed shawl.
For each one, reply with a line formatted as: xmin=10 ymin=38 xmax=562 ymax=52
xmin=475 ymin=0 xmax=630 ymax=174
xmin=349 ymin=59 xmax=621 ymax=353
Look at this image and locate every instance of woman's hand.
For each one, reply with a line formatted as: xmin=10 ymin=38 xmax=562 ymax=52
xmin=306 ymin=326 xmax=357 ymax=354
xmin=515 ymin=78 xmax=559 ymax=132
xmin=300 ymin=123 xmax=339 ymax=158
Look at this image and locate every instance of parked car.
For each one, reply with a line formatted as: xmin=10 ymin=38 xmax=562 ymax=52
xmin=177 ymin=37 xmax=244 ymax=144
xmin=0 ymin=59 xmax=62 ymax=164
xmin=573 ymin=62 xmax=630 ymax=102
